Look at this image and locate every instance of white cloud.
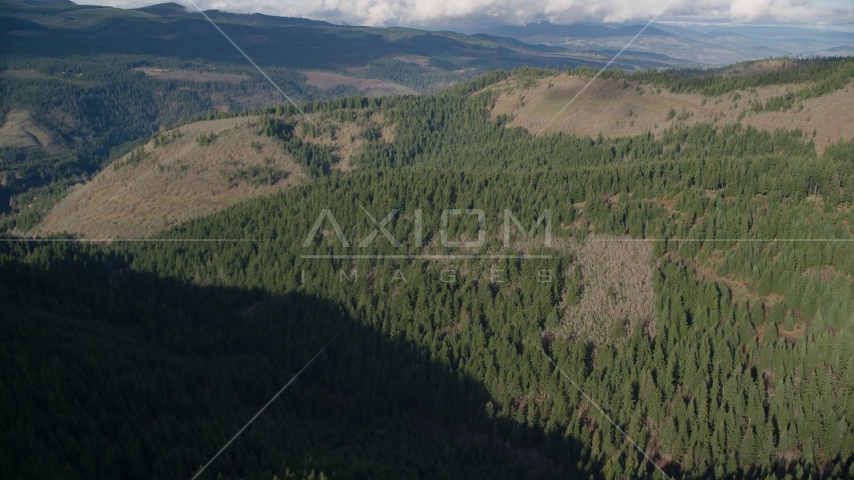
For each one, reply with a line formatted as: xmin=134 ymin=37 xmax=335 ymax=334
xmin=79 ymin=0 xmax=854 ymax=27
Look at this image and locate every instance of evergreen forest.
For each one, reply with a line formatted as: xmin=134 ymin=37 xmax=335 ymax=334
xmin=2 ymin=7 xmax=854 ymax=477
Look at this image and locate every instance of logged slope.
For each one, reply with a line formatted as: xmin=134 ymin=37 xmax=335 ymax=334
xmin=0 ymin=0 xmax=699 ymax=232
xmin=29 ymin=117 xmax=304 ymax=238
xmin=491 ymin=63 xmax=854 ymax=154
xmin=6 ymin=60 xmax=854 ymax=479
xmin=302 ymin=71 xmax=417 ymax=97
xmin=0 ymin=110 xmax=53 ymax=149
xmin=30 ymin=106 xmax=389 ymax=238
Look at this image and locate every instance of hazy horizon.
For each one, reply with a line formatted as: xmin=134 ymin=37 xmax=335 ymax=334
xmin=67 ymin=0 xmax=854 ymax=31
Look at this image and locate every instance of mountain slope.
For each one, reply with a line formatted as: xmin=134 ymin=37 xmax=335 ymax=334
xmin=0 ymin=0 xmax=687 ymax=73
xmin=30 ymin=58 xmax=854 ymax=239
xmin=0 ymin=0 xmax=696 ymax=232
xmin=816 ymin=42 xmax=854 ymax=57
xmin=490 ymin=67 xmax=854 ymax=154
xmin=30 ymin=106 xmax=391 ymax=238
xmin=476 ymin=21 xmax=854 ymax=66
xmin=5 ymin=58 xmax=854 ymax=479
xmin=1 ymin=252 xmax=572 ymax=479
xmin=29 ymin=117 xmax=305 ymax=238
xmin=483 ymin=22 xmax=674 ymax=40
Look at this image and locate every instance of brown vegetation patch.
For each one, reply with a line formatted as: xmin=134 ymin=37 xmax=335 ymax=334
xmin=0 ymin=111 xmax=52 ymax=149
xmin=302 ymin=71 xmax=417 ymax=97
xmin=293 ymin=111 xmax=393 ymax=172
xmin=31 ymin=116 xmax=304 ymax=239
xmin=720 ymin=59 xmax=794 ymax=77
xmin=1 ymin=69 xmax=46 ymax=79
xmin=393 ymin=55 xmax=429 ymax=66
xmin=380 ymin=123 xmax=396 ymax=143
xmin=778 ymin=322 xmax=808 ymax=343
xmin=134 ymin=67 xmax=248 ymax=83
xmin=490 ymin=74 xmax=854 ymax=155
xmin=676 ymin=253 xmax=785 ymax=308
xmin=555 ymin=235 xmax=656 ymax=344
xmin=297 ymin=120 xmax=364 ymax=172
xmin=743 ymin=87 xmax=854 ymax=155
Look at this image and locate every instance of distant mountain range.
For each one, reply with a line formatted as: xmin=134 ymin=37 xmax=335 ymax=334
xmin=5 ymin=0 xmax=852 ymax=69
xmin=468 ymin=21 xmax=854 ymax=65
xmin=0 ymin=0 xmax=693 ymax=74
xmin=482 ymin=23 xmax=675 ymax=40
xmin=816 ymin=42 xmax=854 ymax=57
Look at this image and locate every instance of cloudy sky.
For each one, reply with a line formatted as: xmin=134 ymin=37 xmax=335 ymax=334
xmin=81 ymin=0 xmax=854 ymax=29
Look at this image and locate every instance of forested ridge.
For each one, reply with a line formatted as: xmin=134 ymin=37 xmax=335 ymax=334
xmin=0 ymin=0 xmax=817 ymax=231
xmin=0 ymin=52 xmax=351 ymax=230
xmin=0 ymin=0 xmax=665 ymax=74
xmin=3 ymin=57 xmax=854 ymax=479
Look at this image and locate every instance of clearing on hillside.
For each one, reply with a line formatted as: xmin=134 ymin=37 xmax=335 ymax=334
xmin=303 ymin=71 xmax=417 ymax=96
xmin=0 ymin=111 xmax=53 ymax=149
xmin=490 ymin=73 xmax=854 ymax=154
xmin=553 ymin=235 xmax=656 ymax=345
xmin=30 ymin=117 xmax=304 ymax=239
xmin=31 ymin=109 xmax=389 ymax=239
xmin=133 ymin=67 xmax=249 ymax=83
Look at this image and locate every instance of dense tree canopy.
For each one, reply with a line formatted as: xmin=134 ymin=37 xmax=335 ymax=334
xmin=3 ymin=56 xmax=854 ymax=479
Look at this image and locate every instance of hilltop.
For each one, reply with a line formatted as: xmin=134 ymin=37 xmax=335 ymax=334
xmin=490 ymin=61 xmax=854 ymax=154
xmin=25 ymin=57 xmax=854 ymax=239
xmin=475 ymin=22 xmax=854 ymax=66
xmin=0 ymin=0 xmax=695 ymax=231
xmin=5 ymin=54 xmax=854 ymax=479
xmin=28 ymin=117 xmax=301 ymax=238
xmin=29 ymin=106 xmax=390 ymax=238
xmin=0 ymin=0 xmax=688 ymax=81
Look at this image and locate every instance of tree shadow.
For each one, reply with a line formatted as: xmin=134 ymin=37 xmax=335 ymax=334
xmin=0 ymin=246 xmax=605 ymax=479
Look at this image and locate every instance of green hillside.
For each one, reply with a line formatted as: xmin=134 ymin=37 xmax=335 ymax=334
xmin=3 ymin=58 xmax=854 ymax=478
xmin=0 ymin=0 xmax=680 ymax=73
xmin=0 ymin=0 xmax=693 ymax=231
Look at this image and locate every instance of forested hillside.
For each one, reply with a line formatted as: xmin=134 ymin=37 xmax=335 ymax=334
xmin=0 ymin=53 xmax=326 ymax=230
xmin=1 ymin=0 xmax=683 ymax=232
xmin=3 ymin=56 xmax=854 ymax=479
xmin=27 ymin=104 xmax=395 ymax=238
xmin=1 ymin=0 xmax=681 ymax=74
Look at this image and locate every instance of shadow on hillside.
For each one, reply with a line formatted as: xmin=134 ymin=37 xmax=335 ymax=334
xmin=0 ymin=247 xmax=609 ymax=479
